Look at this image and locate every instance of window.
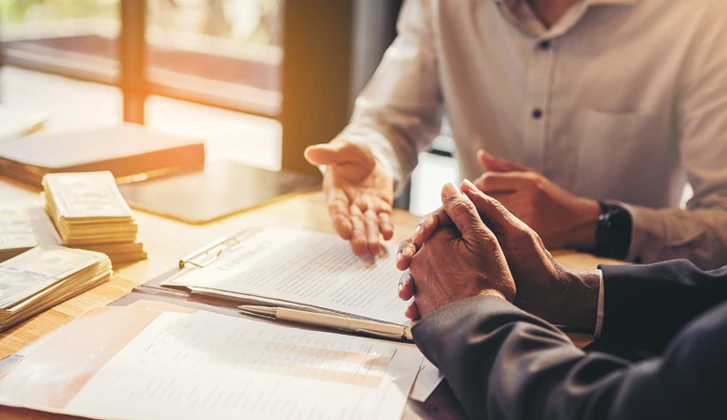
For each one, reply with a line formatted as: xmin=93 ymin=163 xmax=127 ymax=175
xmin=145 ymin=0 xmax=282 ymax=117
xmin=0 ymin=0 xmax=120 ymax=82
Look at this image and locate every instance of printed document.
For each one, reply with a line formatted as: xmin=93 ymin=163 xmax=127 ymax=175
xmin=167 ymin=228 xmax=411 ymax=325
xmin=0 ymin=307 xmax=422 ymax=420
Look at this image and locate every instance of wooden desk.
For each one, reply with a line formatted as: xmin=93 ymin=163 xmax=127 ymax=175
xmin=0 ymin=175 xmax=617 ymax=419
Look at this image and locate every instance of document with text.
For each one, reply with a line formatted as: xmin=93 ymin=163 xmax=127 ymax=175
xmin=0 ymin=307 xmax=422 ymax=420
xmin=165 ymin=228 xmax=411 ymax=326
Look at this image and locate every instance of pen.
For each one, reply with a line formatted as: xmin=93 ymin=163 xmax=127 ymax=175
xmin=239 ymin=305 xmax=413 ymax=342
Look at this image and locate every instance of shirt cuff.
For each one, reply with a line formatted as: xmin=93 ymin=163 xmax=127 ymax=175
xmin=594 ymin=269 xmax=605 ymax=338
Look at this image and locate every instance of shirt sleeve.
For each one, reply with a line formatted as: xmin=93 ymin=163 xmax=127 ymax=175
xmin=335 ymin=0 xmax=444 ymax=193
xmin=616 ymin=4 xmax=727 ymax=269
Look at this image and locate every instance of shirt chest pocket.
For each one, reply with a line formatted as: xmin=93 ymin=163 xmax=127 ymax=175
xmin=576 ymin=108 xmax=673 ymax=205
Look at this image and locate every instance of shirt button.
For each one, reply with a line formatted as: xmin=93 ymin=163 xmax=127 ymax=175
xmin=539 ymin=40 xmax=551 ymax=50
xmin=532 ymin=109 xmax=543 ymax=119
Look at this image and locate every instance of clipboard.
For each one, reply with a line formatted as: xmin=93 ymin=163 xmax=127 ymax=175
xmin=118 ymin=229 xmax=358 ymax=318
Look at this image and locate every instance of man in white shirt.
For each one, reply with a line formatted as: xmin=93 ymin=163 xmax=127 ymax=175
xmin=304 ymin=0 xmax=727 ymax=268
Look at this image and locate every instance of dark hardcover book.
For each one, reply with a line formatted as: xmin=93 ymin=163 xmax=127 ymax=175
xmin=0 ymin=123 xmax=205 ymax=188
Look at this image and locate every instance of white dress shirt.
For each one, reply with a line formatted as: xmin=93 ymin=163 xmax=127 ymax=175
xmin=339 ymin=0 xmax=727 ymax=268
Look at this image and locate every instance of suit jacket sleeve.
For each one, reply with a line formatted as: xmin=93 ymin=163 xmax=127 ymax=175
xmin=599 ymin=259 xmax=727 ymax=353
xmin=412 ymin=295 xmax=727 ymax=420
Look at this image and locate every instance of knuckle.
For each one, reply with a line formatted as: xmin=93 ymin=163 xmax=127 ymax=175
xmin=450 ymin=197 xmax=473 ymax=213
xmin=489 ymin=196 xmax=509 ymax=214
xmin=511 ymin=227 xmax=532 ymax=243
xmin=529 ymin=173 xmax=545 ymax=189
xmin=327 ymin=201 xmax=344 ymax=212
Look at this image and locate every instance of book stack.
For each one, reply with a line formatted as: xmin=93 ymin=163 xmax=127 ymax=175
xmin=0 ymin=202 xmax=61 ymax=262
xmin=42 ymin=171 xmax=147 ymax=264
xmin=0 ymin=245 xmax=111 ymax=331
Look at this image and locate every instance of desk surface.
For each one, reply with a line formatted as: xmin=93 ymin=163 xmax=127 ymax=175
xmin=0 ymin=175 xmax=616 ymax=419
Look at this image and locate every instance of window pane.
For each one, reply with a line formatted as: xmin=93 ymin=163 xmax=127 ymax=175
xmin=145 ymin=95 xmax=281 ymax=170
xmin=1 ymin=66 xmax=122 ymax=131
xmin=0 ymin=0 xmax=120 ymax=82
xmin=146 ymin=0 xmax=282 ymax=117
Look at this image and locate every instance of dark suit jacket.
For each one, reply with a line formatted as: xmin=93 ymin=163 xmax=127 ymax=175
xmin=412 ymin=259 xmax=727 ymax=420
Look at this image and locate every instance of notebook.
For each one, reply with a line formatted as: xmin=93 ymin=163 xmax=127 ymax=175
xmin=0 ymin=123 xmax=205 ymax=188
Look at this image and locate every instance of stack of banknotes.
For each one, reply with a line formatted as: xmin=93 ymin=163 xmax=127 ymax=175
xmin=43 ymin=171 xmax=147 ymax=264
xmin=0 ymin=202 xmax=61 ymax=262
xmin=0 ymin=245 xmax=111 ymax=331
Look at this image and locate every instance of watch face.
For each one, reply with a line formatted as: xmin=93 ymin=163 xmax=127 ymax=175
xmin=605 ymin=206 xmax=632 ymax=259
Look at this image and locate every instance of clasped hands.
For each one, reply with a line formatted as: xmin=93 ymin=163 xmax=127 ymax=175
xmin=395 ymin=180 xmax=600 ymax=331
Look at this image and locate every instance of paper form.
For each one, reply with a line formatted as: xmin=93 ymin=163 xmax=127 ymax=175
xmin=129 ymin=298 xmax=442 ymax=402
xmin=62 ymin=310 xmax=422 ymax=420
xmin=169 ymin=228 xmax=410 ymax=325
xmin=409 ymin=358 xmax=444 ymax=402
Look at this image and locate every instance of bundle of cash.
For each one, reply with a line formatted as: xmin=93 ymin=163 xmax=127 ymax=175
xmin=43 ymin=172 xmax=147 ymax=264
xmin=0 ymin=202 xmax=61 ymax=262
xmin=0 ymin=245 xmax=111 ymax=331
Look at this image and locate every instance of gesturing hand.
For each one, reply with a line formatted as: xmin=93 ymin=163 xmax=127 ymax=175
xmin=398 ymin=180 xmax=600 ymax=331
xmin=397 ymin=183 xmax=516 ymax=319
xmin=473 ymin=150 xmax=601 ymax=250
xmin=305 ymin=141 xmax=394 ymax=256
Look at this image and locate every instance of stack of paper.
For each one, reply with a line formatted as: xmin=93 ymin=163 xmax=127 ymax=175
xmin=0 ymin=202 xmax=61 ymax=262
xmin=0 ymin=245 xmax=112 ymax=331
xmin=43 ymin=171 xmax=147 ymax=264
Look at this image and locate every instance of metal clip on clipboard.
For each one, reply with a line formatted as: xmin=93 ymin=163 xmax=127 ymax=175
xmin=160 ymin=229 xmax=258 ymax=288
xmin=179 ymin=232 xmax=250 ymax=269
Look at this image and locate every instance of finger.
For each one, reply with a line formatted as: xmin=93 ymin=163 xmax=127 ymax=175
xmin=326 ymin=190 xmax=353 ymax=239
xmin=405 ymin=301 xmax=421 ymax=320
xmin=378 ymin=211 xmax=394 ymax=240
xmin=460 ymin=179 xmax=526 ymax=234
xmin=364 ymin=209 xmax=381 ymax=255
xmin=396 ymin=207 xmax=453 ymax=271
xmin=477 ymin=149 xmax=530 ymax=173
xmin=476 ymin=172 xmax=535 ymax=194
xmin=396 ymin=239 xmax=418 ymax=270
xmin=397 ymin=272 xmax=416 ymax=301
xmin=473 ymin=173 xmax=488 ymax=192
xmin=440 ymin=182 xmax=494 ymax=246
xmin=414 ymin=207 xmax=452 ymax=245
xmin=349 ymin=205 xmax=368 ymax=256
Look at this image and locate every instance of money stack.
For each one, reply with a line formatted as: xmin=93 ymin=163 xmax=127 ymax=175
xmin=0 ymin=245 xmax=111 ymax=331
xmin=42 ymin=171 xmax=147 ymax=264
xmin=0 ymin=202 xmax=61 ymax=262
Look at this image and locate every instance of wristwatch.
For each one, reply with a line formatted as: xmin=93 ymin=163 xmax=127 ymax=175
xmin=595 ymin=202 xmax=633 ymax=260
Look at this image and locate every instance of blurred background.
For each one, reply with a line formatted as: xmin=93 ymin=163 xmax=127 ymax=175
xmin=0 ymin=0 xmax=457 ymax=215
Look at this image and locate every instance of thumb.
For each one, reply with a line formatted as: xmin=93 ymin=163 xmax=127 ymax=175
xmin=440 ymin=182 xmax=494 ymax=246
xmin=477 ymin=150 xmax=529 ymax=173
xmin=304 ymin=142 xmax=375 ymax=168
xmin=304 ymin=142 xmax=348 ymax=166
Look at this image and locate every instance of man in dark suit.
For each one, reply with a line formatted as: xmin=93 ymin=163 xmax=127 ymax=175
xmin=396 ymin=180 xmax=727 ymax=419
